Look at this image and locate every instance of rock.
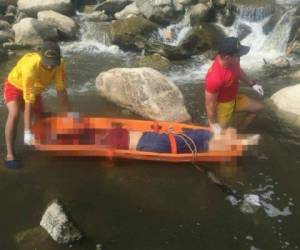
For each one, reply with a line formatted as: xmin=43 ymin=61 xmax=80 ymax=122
xmin=0 ymin=46 xmax=8 ymax=62
xmin=237 ymin=23 xmax=252 ymax=40
xmin=287 ymin=40 xmax=300 ymax=55
xmin=96 ymin=67 xmax=191 ymax=122
xmin=145 ymin=23 xmax=224 ymax=60
xmin=137 ymin=53 xmax=170 ymax=70
xmin=0 ymin=20 xmax=10 ymax=30
xmin=13 ymin=17 xmax=58 ymax=46
xmin=114 ymin=2 xmax=140 ymax=20
xmin=0 ymin=0 xmax=17 ymax=8
xmin=18 ymin=0 xmax=74 ymax=17
xmin=2 ymin=12 xmax=14 ymax=23
xmin=268 ymin=84 xmax=300 ymax=128
xmin=111 ymin=16 xmax=158 ymax=51
xmin=190 ymin=3 xmax=214 ymax=26
xmin=80 ymin=10 xmax=110 ymax=22
xmin=218 ymin=3 xmax=236 ymax=27
xmin=94 ymin=0 xmax=131 ymax=15
xmin=176 ymin=0 xmax=193 ymax=6
xmin=3 ymin=41 xmax=32 ymax=49
xmin=38 ymin=10 xmax=78 ymax=40
xmin=271 ymin=56 xmax=290 ymax=69
xmin=0 ymin=29 xmax=14 ymax=43
xmin=40 ymin=200 xmax=83 ymax=244
xmin=135 ymin=0 xmax=183 ymax=25
xmin=6 ymin=4 xmax=17 ymax=14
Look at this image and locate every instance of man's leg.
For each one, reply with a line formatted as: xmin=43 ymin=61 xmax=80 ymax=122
xmin=5 ymin=100 xmax=21 ymax=160
xmin=235 ymin=95 xmax=264 ymax=131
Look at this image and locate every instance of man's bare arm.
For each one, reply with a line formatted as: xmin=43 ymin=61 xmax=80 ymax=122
xmin=57 ymin=89 xmax=70 ymax=112
xmin=205 ymin=90 xmax=218 ymax=127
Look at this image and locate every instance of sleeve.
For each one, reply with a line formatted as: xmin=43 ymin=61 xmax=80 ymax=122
xmin=22 ymin=63 xmax=37 ymax=104
xmin=55 ymin=60 xmax=66 ymax=92
xmin=205 ymin=73 xmax=222 ymax=94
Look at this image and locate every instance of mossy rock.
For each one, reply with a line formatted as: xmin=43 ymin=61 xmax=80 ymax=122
xmin=111 ymin=16 xmax=158 ymax=51
xmin=137 ymin=53 xmax=170 ymax=70
xmin=193 ymin=23 xmax=225 ymax=50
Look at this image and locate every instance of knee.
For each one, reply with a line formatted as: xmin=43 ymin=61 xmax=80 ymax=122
xmin=7 ymin=110 xmax=20 ymax=122
xmin=252 ymin=101 xmax=264 ymax=113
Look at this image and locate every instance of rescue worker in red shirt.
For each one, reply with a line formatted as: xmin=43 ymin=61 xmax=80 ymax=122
xmin=205 ymin=36 xmax=264 ymax=134
xmin=3 ymin=41 xmax=70 ymax=169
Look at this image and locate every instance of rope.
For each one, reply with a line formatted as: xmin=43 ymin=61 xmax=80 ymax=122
xmin=164 ymin=129 xmax=243 ymax=200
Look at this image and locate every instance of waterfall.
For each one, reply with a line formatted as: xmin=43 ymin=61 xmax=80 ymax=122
xmin=61 ymin=16 xmax=121 ymax=55
xmin=237 ymin=4 xmax=275 ymax=22
xmin=263 ymin=8 xmax=297 ymax=53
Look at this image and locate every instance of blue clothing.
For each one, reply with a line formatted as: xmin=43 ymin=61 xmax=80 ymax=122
xmin=137 ymin=130 xmax=212 ymax=153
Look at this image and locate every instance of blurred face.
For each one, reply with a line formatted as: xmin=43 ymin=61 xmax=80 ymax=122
xmin=221 ymin=54 xmax=240 ymax=67
xmin=41 ymin=62 xmax=57 ymax=70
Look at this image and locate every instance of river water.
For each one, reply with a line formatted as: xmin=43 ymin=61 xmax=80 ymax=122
xmin=1 ymin=4 xmax=300 ymax=250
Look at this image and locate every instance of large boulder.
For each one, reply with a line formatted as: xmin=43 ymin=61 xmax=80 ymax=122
xmin=137 ymin=53 xmax=170 ymax=70
xmin=111 ymin=16 xmax=158 ymax=50
xmin=0 ymin=20 xmax=10 ymax=30
xmin=18 ymin=0 xmax=74 ymax=17
xmin=94 ymin=0 xmax=131 ymax=15
xmin=96 ymin=67 xmax=191 ymax=122
xmin=13 ymin=17 xmax=58 ymax=46
xmin=37 ymin=10 xmax=78 ymax=40
xmin=190 ymin=3 xmax=214 ymax=25
xmin=40 ymin=200 xmax=83 ymax=244
xmin=268 ymin=84 xmax=300 ymax=128
xmin=114 ymin=2 xmax=140 ymax=20
xmin=135 ymin=0 xmax=183 ymax=25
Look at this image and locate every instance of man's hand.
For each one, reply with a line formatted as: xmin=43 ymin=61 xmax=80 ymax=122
xmin=211 ymin=123 xmax=222 ymax=135
xmin=252 ymin=83 xmax=264 ymax=96
xmin=24 ymin=130 xmax=35 ymax=145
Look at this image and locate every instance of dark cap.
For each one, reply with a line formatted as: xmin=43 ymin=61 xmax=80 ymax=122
xmin=41 ymin=41 xmax=61 ymax=66
xmin=218 ymin=37 xmax=250 ymax=57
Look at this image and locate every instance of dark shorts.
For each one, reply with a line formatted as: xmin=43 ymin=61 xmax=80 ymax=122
xmin=137 ymin=130 xmax=212 ymax=153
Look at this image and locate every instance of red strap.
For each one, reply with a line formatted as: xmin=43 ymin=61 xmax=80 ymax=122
xmin=168 ymin=133 xmax=177 ymax=154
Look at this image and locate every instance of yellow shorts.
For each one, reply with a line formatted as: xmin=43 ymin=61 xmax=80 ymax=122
xmin=216 ymin=94 xmax=250 ymax=128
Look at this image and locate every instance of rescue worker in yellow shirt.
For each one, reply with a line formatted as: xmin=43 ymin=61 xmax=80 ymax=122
xmin=3 ymin=41 xmax=70 ymax=169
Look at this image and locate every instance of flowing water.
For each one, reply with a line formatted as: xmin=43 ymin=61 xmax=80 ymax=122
xmin=0 ymin=4 xmax=300 ymax=250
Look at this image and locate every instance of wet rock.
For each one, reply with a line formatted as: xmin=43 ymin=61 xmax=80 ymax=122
xmin=0 ymin=20 xmax=10 ymax=30
xmin=237 ymin=23 xmax=252 ymax=41
xmin=135 ymin=0 xmax=183 ymax=25
xmin=137 ymin=53 xmax=170 ymax=70
xmin=190 ymin=3 xmax=214 ymax=26
xmin=18 ymin=0 xmax=74 ymax=17
xmin=268 ymin=84 xmax=300 ymax=128
xmin=6 ymin=4 xmax=17 ymax=15
xmin=38 ymin=10 xmax=78 ymax=40
xmin=1 ymin=12 xmax=14 ymax=23
xmin=145 ymin=23 xmax=224 ymax=60
xmin=81 ymin=10 xmax=110 ymax=22
xmin=0 ymin=29 xmax=14 ymax=43
xmin=271 ymin=56 xmax=290 ymax=68
xmin=114 ymin=2 xmax=140 ymax=20
xmin=0 ymin=46 xmax=8 ymax=62
xmin=111 ymin=16 xmax=158 ymax=51
xmin=0 ymin=0 xmax=17 ymax=8
xmin=3 ymin=41 xmax=32 ymax=49
xmin=94 ymin=0 xmax=131 ymax=15
xmin=96 ymin=67 xmax=191 ymax=122
xmin=40 ymin=200 xmax=83 ymax=244
xmin=13 ymin=17 xmax=58 ymax=46
xmin=287 ymin=40 xmax=300 ymax=55
xmin=218 ymin=3 xmax=237 ymax=27
xmin=176 ymin=0 xmax=193 ymax=6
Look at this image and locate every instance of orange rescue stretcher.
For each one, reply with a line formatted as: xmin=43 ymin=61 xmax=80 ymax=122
xmin=31 ymin=115 xmax=245 ymax=163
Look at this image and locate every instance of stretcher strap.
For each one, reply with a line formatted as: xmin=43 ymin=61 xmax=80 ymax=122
xmin=168 ymin=133 xmax=177 ymax=154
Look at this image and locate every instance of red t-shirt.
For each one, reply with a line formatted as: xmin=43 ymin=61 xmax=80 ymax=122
xmin=205 ymin=55 xmax=241 ymax=102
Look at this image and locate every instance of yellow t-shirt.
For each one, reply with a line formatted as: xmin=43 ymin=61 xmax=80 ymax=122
xmin=7 ymin=53 xmax=66 ymax=104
